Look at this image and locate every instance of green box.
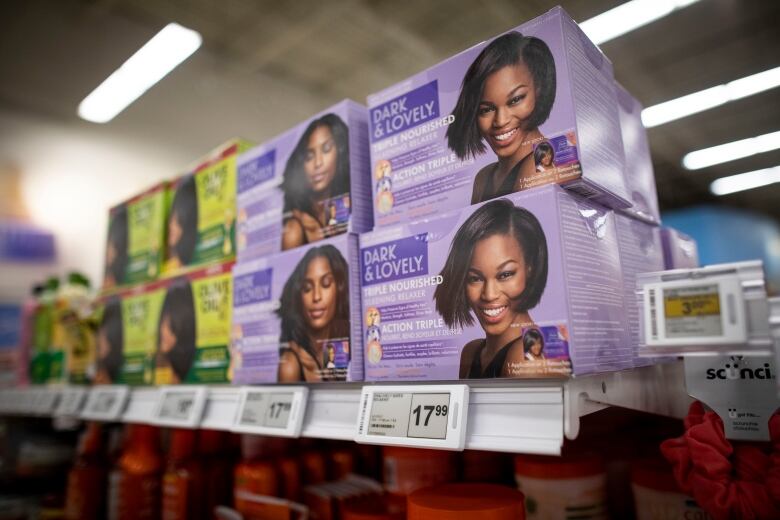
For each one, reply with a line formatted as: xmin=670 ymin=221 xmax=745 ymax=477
xmin=154 ymin=262 xmax=233 ymax=384
xmin=164 ymin=139 xmax=253 ymax=275
xmin=104 ymin=183 xmax=167 ymax=289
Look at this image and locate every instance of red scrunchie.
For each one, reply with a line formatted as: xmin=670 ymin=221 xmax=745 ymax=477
xmin=660 ymin=401 xmax=780 ymax=520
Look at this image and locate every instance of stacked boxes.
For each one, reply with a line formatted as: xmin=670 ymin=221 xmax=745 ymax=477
xmin=366 ymin=6 xmax=630 ymax=230
xmin=231 ymin=101 xmax=371 ymax=383
xmin=95 ymin=140 xmax=248 ymax=385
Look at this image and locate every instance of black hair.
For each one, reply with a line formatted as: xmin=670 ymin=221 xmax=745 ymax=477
xmin=523 ymin=328 xmax=545 ymax=354
xmin=281 ymin=114 xmax=351 ymax=217
xmin=447 ymin=31 xmax=556 ymax=160
xmin=168 ymin=175 xmax=198 ymax=265
xmin=99 ymin=298 xmax=124 ymax=382
xmin=158 ymin=281 xmax=196 ymax=382
xmin=106 ymin=205 xmax=128 ymax=284
xmin=534 ymin=141 xmax=554 ymax=166
xmin=277 ymin=245 xmax=350 ymax=360
xmin=434 ymin=199 xmax=548 ymax=328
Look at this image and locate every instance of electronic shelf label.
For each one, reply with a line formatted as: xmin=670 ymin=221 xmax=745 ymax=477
xmin=81 ymin=385 xmax=130 ymax=421
xmin=355 ymin=385 xmax=469 ymax=450
xmin=153 ymin=386 xmax=208 ymax=428
xmin=232 ymin=386 xmax=308 ymax=437
xmin=639 ymin=261 xmax=772 ymax=355
xmin=55 ymin=387 xmax=88 ymax=417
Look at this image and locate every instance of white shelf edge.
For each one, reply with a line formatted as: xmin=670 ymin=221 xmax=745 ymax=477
xmin=0 ymin=362 xmax=689 ymax=454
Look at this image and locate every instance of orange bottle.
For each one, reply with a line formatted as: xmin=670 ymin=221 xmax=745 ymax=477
xmin=408 ymin=483 xmax=525 ymax=520
xmin=199 ymin=429 xmax=234 ymax=519
xmin=234 ymin=436 xmax=287 ymax=520
xmin=64 ymin=422 xmax=107 ymax=520
xmin=108 ymin=424 xmax=163 ymax=520
xmin=162 ymin=429 xmax=205 ymax=520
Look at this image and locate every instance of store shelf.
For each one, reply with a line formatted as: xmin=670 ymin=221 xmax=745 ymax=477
xmin=0 ymin=362 xmax=690 ymax=455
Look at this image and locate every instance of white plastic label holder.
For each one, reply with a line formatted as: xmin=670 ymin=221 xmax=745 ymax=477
xmin=81 ymin=385 xmax=130 ymax=421
xmin=153 ymin=386 xmax=208 ymax=428
xmin=355 ymin=384 xmax=469 ymax=450
xmin=55 ymin=387 xmax=88 ymax=417
xmin=232 ymin=386 xmax=309 ymax=437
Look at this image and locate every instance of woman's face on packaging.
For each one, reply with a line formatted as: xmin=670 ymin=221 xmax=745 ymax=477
xmin=466 ymin=233 xmax=528 ymax=337
xmin=159 ymin=314 xmax=177 ymax=354
xmin=541 ymin=150 xmax=553 ymax=167
xmin=477 ymin=63 xmax=537 ymax=161
xmin=168 ymin=212 xmax=182 ymax=249
xmin=529 ymin=338 xmax=543 ymax=356
xmin=301 ymin=256 xmax=338 ymax=332
xmin=304 ymin=125 xmax=338 ymax=194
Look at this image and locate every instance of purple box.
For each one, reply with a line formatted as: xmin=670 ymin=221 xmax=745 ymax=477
xmin=360 ymin=185 xmax=628 ymax=381
xmin=615 ymin=214 xmax=665 ymax=368
xmin=615 ymin=83 xmax=661 ymax=224
xmin=366 ymin=6 xmax=629 ymax=229
xmin=661 ymin=227 xmax=700 ymax=270
xmin=236 ymin=100 xmax=372 ymax=261
xmin=231 ymin=233 xmax=363 ymax=383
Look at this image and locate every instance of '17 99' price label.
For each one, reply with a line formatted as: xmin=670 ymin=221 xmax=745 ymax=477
xmin=355 ymin=385 xmax=469 ymax=450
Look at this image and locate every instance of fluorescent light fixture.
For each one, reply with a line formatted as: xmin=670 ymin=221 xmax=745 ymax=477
xmin=710 ymin=166 xmax=780 ymax=196
xmin=78 ymin=23 xmax=202 ymax=123
xmin=643 ymin=66 xmax=780 ymax=127
xmin=580 ymin=0 xmax=701 ymax=45
xmin=682 ymin=130 xmax=780 ymax=170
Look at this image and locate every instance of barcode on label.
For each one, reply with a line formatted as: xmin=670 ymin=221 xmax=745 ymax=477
xmin=358 ymin=395 xmax=368 ymax=434
xmin=649 ymin=288 xmax=658 ymax=339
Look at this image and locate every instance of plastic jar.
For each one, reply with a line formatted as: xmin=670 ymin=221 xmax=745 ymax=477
xmin=382 ymin=446 xmax=457 ymax=497
xmin=631 ymin=459 xmax=710 ymax=519
xmin=408 ymin=483 xmax=525 ymax=519
xmin=514 ymin=454 xmax=607 ymax=519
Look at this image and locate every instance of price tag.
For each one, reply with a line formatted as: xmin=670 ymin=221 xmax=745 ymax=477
xmin=55 ymin=387 xmax=88 ymax=417
xmin=643 ymin=276 xmax=747 ymax=349
xmin=153 ymin=386 xmax=208 ymax=428
xmin=355 ymin=385 xmax=469 ymax=450
xmin=80 ymin=385 xmax=130 ymax=421
xmin=232 ymin=386 xmax=308 ymax=437
xmin=33 ymin=389 xmax=59 ymax=416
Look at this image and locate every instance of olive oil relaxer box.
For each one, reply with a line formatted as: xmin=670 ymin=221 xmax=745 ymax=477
xmin=95 ymin=281 xmax=167 ymax=385
xmin=236 ymin=100 xmax=371 ymax=260
xmin=367 ymin=6 xmax=629 ymax=228
xmin=360 ymin=184 xmax=628 ymax=381
xmin=154 ymin=262 xmax=233 ymax=384
xmin=231 ymin=233 xmax=363 ymax=383
xmin=164 ymin=139 xmax=253 ymax=274
xmin=104 ymin=182 xmax=167 ymax=289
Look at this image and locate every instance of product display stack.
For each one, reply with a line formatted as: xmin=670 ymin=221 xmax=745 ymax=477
xmin=93 ymin=139 xmax=252 ymax=386
xmin=360 ymin=6 xmax=698 ymax=382
xmin=231 ymin=100 xmax=372 ymax=383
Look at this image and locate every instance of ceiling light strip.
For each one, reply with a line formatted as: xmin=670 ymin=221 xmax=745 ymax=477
xmin=78 ymin=23 xmax=202 ymax=124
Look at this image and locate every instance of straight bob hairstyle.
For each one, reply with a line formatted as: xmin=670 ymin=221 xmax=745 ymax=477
xmin=434 ymin=199 xmax=548 ymax=328
xmin=277 ymin=245 xmax=350 ymax=359
xmin=523 ymin=327 xmax=545 ymax=354
xmin=447 ymin=31 xmax=556 ymax=160
xmin=281 ymin=113 xmax=351 ymax=218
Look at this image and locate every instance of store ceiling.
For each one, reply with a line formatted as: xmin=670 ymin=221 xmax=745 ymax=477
xmin=1 ymin=0 xmax=779 ymax=219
